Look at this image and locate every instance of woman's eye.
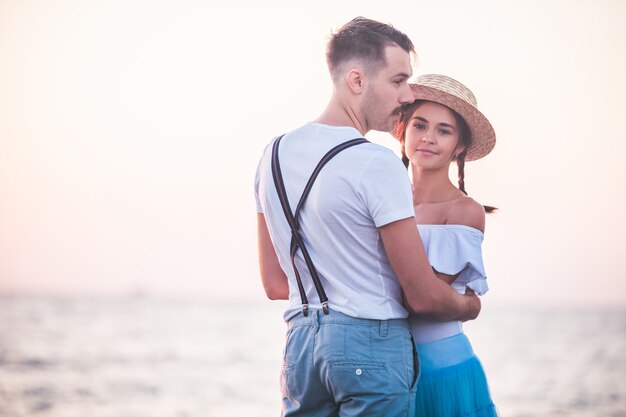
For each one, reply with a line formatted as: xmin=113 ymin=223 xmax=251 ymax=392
xmin=439 ymin=129 xmax=451 ymax=135
xmin=412 ymin=123 xmax=425 ymax=130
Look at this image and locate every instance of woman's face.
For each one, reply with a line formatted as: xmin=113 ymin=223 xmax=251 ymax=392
xmin=403 ymin=101 xmax=464 ymax=170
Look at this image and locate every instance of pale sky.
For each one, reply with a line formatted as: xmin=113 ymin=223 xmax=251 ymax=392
xmin=1 ymin=0 xmax=625 ymax=307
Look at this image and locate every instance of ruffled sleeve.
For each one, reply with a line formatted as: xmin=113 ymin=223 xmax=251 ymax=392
xmin=417 ymin=225 xmax=489 ymax=296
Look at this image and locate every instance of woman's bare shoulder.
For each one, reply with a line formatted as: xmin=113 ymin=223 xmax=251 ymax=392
xmin=446 ymin=196 xmax=485 ymax=233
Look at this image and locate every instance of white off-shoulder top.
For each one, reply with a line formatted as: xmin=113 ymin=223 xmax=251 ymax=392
xmin=409 ymin=224 xmax=489 ymax=344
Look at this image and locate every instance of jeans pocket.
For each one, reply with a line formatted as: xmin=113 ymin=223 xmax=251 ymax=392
xmin=282 ymin=326 xmax=301 ymax=369
xmin=281 ymin=326 xmax=311 ymax=402
xmin=329 ymin=361 xmax=386 ymax=372
xmin=328 ymin=361 xmax=388 ymax=394
xmin=283 ymin=328 xmax=293 ymax=369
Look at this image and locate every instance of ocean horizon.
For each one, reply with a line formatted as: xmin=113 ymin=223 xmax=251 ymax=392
xmin=0 ymin=293 xmax=624 ymax=417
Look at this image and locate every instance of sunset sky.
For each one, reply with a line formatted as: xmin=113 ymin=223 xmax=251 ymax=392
xmin=1 ymin=0 xmax=625 ymax=307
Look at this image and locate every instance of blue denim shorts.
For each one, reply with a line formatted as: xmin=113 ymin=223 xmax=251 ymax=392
xmin=280 ymin=309 xmax=418 ymax=417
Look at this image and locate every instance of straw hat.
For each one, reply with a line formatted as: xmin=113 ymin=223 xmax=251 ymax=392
xmin=392 ymin=74 xmax=496 ymax=161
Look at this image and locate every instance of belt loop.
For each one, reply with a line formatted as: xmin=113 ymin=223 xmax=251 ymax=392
xmin=380 ymin=320 xmax=388 ymax=337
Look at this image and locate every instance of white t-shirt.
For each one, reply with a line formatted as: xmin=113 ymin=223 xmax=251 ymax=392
xmin=255 ymin=122 xmax=414 ymax=321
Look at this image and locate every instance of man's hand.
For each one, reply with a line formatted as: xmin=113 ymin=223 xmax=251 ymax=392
xmin=461 ymin=291 xmax=481 ymax=322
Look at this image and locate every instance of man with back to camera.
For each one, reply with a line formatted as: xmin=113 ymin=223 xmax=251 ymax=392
xmin=254 ymin=17 xmax=481 ymax=417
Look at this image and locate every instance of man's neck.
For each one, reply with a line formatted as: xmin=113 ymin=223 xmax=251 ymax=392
xmin=315 ymin=98 xmax=367 ymax=135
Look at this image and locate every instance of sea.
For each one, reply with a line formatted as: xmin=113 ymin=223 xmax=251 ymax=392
xmin=0 ymin=294 xmax=624 ymax=417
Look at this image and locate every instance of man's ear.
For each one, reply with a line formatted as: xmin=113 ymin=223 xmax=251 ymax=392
xmin=345 ymin=68 xmax=365 ymax=94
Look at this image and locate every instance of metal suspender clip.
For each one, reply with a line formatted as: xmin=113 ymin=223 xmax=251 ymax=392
xmin=322 ymin=302 xmax=329 ymax=315
xmin=302 ymin=304 xmax=309 ymax=317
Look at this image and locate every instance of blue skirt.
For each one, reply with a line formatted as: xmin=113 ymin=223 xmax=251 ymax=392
xmin=415 ymin=333 xmax=498 ymax=417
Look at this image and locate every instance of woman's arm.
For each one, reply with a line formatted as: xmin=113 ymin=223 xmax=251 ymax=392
xmin=257 ymin=213 xmax=289 ymax=300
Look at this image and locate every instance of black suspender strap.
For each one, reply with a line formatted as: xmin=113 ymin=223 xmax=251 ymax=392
xmin=271 ymin=135 xmax=368 ymax=316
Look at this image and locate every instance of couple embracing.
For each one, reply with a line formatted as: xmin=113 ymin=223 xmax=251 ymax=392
xmin=255 ymin=17 xmax=498 ymax=417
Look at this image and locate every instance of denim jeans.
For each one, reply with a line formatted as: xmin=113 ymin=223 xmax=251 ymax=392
xmin=281 ymin=309 xmax=418 ymax=417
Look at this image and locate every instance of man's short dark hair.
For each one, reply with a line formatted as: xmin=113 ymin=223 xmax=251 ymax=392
xmin=326 ymin=17 xmax=414 ymax=79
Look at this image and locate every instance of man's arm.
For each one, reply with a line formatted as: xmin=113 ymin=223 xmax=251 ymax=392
xmin=379 ymin=217 xmax=480 ymax=321
xmin=257 ymin=213 xmax=289 ymax=300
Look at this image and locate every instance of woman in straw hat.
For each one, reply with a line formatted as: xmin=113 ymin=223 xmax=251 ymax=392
xmin=393 ymin=74 xmax=498 ymax=416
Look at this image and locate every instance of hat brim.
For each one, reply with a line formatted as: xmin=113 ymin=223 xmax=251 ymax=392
xmin=393 ymin=84 xmax=496 ymax=161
